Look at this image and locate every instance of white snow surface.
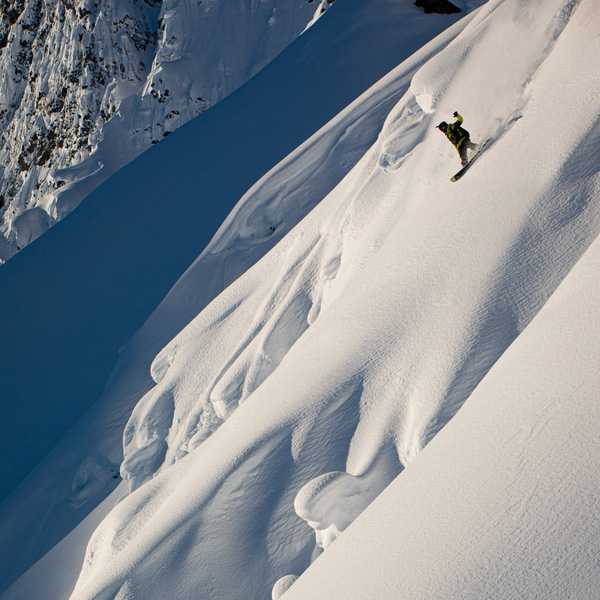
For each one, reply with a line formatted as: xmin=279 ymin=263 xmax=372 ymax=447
xmin=0 ymin=1 xmax=472 ymax=596
xmin=3 ymin=0 xmax=600 ymax=598
xmin=286 ymin=215 xmax=600 ymax=600
xmin=59 ymin=0 xmax=600 ymax=598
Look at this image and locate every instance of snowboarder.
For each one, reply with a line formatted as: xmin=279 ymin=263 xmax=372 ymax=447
xmin=437 ymin=112 xmax=478 ymax=167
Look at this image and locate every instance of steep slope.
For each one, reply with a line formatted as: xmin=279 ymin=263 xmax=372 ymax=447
xmin=286 ymin=227 xmax=600 ymax=600
xmin=0 ymin=0 xmax=469 ymax=594
xmin=0 ymin=0 xmax=316 ymax=260
xmin=0 ymin=488 xmax=124 ymax=600
xmin=55 ymin=0 xmax=599 ymax=598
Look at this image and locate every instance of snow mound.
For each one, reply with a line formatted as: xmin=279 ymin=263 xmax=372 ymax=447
xmin=294 ymin=446 xmax=398 ymax=552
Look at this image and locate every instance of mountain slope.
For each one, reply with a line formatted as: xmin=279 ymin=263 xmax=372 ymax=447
xmin=0 ymin=1 xmax=471 ymax=594
xmin=286 ymin=223 xmax=600 ymax=600
xmin=52 ymin=0 xmax=600 ymax=598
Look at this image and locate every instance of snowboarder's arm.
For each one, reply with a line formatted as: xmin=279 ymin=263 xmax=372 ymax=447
xmin=452 ymin=111 xmax=464 ymax=124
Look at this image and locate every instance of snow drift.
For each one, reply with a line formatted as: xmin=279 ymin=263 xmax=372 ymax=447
xmin=286 ymin=211 xmax=600 ymax=600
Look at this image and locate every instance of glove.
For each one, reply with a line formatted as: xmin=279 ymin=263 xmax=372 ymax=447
xmin=453 ymin=111 xmax=459 ymax=117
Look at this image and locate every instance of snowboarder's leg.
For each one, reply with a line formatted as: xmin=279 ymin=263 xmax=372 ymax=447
xmin=460 ymin=139 xmax=479 ymax=165
xmin=458 ymin=141 xmax=469 ymax=166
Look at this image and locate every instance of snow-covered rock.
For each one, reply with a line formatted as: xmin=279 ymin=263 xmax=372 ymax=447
xmin=0 ymin=0 xmax=316 ymax=261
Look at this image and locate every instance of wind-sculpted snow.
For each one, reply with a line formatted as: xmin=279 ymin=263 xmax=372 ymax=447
xmin=64 ymin=0 xmax=600 ymax=598
xmin=0 ymin=1 xmax=470 ymax=595
xmin=116 ymin=14 xmax=479 ymax=493
xmin=287 ymin=187 xmax=600 ymax=600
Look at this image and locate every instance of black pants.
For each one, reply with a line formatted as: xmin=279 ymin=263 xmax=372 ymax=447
xmin=458 ymin=139 xmax=478 ymax=166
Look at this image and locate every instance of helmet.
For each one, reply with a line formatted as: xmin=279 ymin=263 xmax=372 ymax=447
xmin=437 ymin=121 xmax=448 ymax=131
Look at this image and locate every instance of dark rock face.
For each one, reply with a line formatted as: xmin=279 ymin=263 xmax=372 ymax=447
xmin=415 ymin=0 xmax=461 ymax=14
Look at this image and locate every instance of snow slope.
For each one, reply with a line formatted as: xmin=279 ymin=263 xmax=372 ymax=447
xmin=50 ymin=0 xmax=599 ymax=598
xmin=0 ymin=487 xmax=126 ymax=600
xmin=0 ymin=0 xmax=317 ymax=260
xmin=0 ymin=0 xmax=470 ymax=594
xmin=286 ymin=219 xmax=600 ymax=600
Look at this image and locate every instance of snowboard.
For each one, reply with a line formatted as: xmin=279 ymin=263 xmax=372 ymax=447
xmin=450 ymin=139 xmax=491 ymax=182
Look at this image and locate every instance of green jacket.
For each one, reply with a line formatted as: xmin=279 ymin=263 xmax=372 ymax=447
xmin=444 ymin=114 xmax=470 ymax=149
